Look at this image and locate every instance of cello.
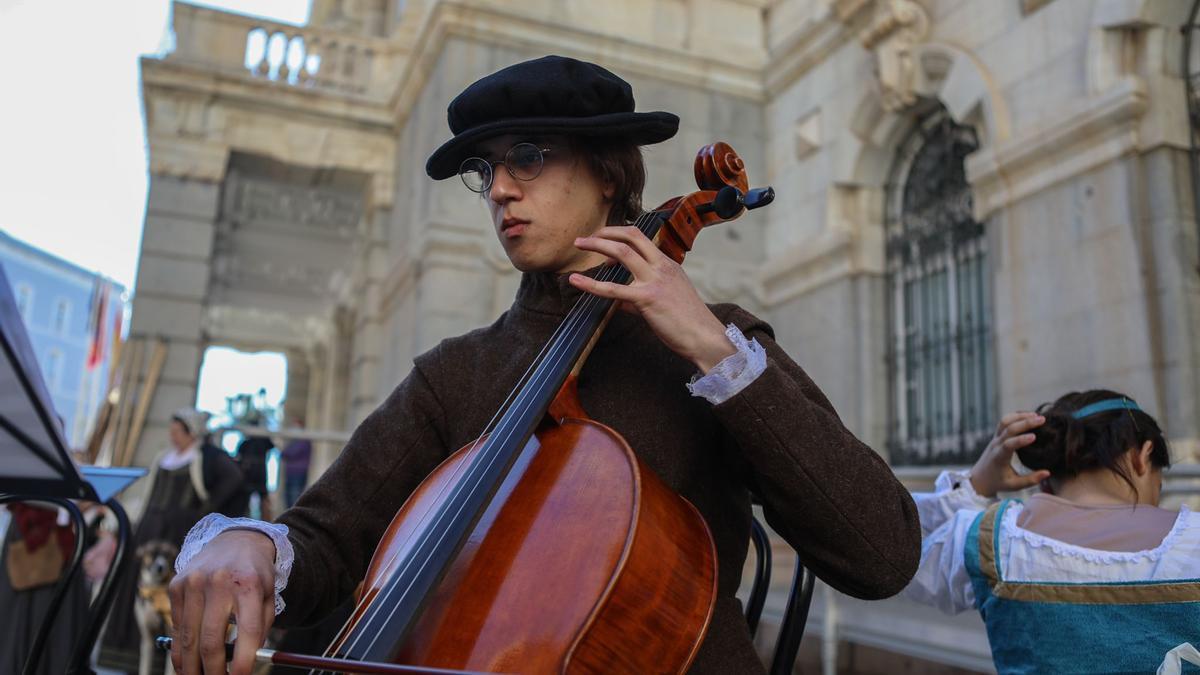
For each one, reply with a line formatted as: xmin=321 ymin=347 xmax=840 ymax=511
xmin=167 ymin=143 xmax=773 ymax=674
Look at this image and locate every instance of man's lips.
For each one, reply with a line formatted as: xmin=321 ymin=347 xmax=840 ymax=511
xmin=501 ymin=218 xmax=529 ymax=236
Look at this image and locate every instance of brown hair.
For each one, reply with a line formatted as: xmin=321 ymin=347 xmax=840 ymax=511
xmin=1017 ymin=389 xmax=1170 ymax=497
xmin=569 ymin=137 xmax=646 ymax=225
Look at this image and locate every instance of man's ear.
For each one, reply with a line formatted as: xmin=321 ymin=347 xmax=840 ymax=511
xmin=1130 ymin=440 xmax=1154 ymax=477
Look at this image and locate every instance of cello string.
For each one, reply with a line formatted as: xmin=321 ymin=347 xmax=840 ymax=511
xmin=322 ymin=211 xmax=664 ymax=664
xmin=350 ymin=212 xmax=662 ymax=660
xmin=315 ymin=249 xmax=618 ymax=671
xmin=343 ymin=261 xmax=625 ymax=661
xmin=352 ymin=262 xmax=622 ymax=660
xmin=342 ymin=211 xmax=659 ymax=660
xmin=329 ymin=212 xmax=658 ymax=658
xmin=312 ymin=248 xmax=623 ymax=674
xmin=315 ymin=242 xmax=599 ymax=666
xmin=343 ymin=212 xmax=655 ymax=660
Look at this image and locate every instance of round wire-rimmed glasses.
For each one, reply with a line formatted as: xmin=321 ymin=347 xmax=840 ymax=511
xmin=459 ymin=143 xmax=552 ymax=193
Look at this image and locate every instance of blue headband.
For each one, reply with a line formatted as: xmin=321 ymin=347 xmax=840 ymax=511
xmin=1071 ymin=398 xmax=1142 ymax=420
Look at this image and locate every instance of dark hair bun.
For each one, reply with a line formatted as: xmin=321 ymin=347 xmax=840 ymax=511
xmin=1017 ymin=411 xmax=1070 ymax=473
xmin=1014 ymin=390 xmax=1170 ymax=492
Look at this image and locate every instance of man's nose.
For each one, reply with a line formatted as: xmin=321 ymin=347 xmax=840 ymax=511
xmin=489 ymin=166 xmax=522 ymax=202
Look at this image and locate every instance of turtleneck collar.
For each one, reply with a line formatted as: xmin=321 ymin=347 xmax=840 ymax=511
xmin=511 ymin=264 xmax=606 ymax=318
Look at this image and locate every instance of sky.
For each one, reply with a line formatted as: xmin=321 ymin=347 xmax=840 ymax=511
xmin=0 ymin=0 xmax=311 ymax=292
xmin=0 ymin=0 xmax=310 ymax=428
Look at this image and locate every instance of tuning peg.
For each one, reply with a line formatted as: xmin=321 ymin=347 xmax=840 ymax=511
xmin=744 ymin=187 xmax=774 ymax=210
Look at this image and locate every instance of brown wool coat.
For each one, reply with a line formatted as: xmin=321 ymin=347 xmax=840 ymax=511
xmin=277 ymin=271 xmax=921 ymax=673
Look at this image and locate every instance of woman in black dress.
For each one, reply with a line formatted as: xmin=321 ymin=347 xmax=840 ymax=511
xmin=98 ymin=409 xmax=243 ymax=673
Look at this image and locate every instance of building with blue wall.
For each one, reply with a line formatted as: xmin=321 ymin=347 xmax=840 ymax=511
xmin=0 ymin=230 xmax=126 ymax=446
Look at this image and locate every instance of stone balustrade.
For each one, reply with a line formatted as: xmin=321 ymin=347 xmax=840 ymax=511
xmin=167 ymin=1 xmax=398 ymax=99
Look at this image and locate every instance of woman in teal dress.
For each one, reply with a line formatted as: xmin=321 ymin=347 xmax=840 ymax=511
xmin=905 ymin=389 xmax=1200 ymax=674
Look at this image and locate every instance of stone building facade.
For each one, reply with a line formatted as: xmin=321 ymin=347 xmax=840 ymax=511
xmin=129 ymin=0 xmax=1199 ymax=670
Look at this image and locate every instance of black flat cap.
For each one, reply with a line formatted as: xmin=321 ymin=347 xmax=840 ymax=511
xmin=425 ymin=55 xmax=679 ymax=180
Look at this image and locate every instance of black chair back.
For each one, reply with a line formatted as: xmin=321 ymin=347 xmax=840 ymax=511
xmin=745 ymin=516 xmax=772 ymax=635
xmin=745 ymin=516 xmax=818 ymax=674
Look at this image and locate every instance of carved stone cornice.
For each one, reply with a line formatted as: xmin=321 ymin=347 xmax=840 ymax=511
xmin=146 ymin=136 xmax=229 ymax=183
xmin=770 ymin=1 xmax=930 ymax=117
xmin=225 ymin=176 xmax=363 ymax=237
xmin=203 ymin=303 xmax=332 ymax=350
xmin=389 ymin=0 xmax=768 ymax=132
xmin=141 ymin=58 xmax=394 ymax=128
xmin=142 ymin=69 xmax=396 ymax=207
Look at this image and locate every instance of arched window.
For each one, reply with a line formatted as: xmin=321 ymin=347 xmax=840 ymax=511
xmin=885 ymin=106 xmax=995 ymax=465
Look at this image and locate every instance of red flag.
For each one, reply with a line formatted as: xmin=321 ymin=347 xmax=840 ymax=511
xmin=85 ymin=282 xmax=109 ymax=370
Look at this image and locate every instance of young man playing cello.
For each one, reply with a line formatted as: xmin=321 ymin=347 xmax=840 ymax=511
xmin=168 ymin=55 xmax=920 ymax=675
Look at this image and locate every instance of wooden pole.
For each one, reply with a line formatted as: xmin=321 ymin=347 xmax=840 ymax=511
xmin=82 ymin=398 xmax=113 ymax=465
xmin=109 ymin=337 xmax=143 ymax=467
xmin=120 ymin=338 xmax=168 ymax=468
xmin=83 ymin=332 xmax=128 ymax=465
xmin=95 ymin=336 xmax=132 ymax=467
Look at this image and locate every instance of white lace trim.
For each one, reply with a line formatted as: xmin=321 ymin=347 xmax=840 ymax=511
xmin=933 ymin=469 xmax=994 ymax=509
xmin=1000 ymin=502 xmax=1193 ymax=564
xmin=686 ymin=324 xmax=767 ymax=405
xmin=176 ymin=514 xmax=294 ymax=615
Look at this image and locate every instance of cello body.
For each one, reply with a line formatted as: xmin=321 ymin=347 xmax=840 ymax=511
xmin=333 ymin=391 xmax=717 ymax=673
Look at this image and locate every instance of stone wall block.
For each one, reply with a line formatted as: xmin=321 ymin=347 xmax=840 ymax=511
xmin=152 ymin=339 xmax=203 ymax=387
xmin=141 ymin=214 xmax=217 ymax=260
xmin=131 ymin=296 xmax=205 ymax=339
xmin=133 ymin=257 xmax=212 ymax=303
xmin=146 ymin=175 xmax=221 ymax=220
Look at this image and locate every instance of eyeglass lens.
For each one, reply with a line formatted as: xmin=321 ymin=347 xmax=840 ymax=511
xmin=459 ymin=143 xmax=546 ymax=193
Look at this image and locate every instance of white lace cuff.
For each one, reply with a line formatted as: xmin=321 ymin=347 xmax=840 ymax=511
xmin=686 ymin=324 xmax=768 ymax=405
xmin=911 ymin=470 xmax=995 ymax=539
xmin=934 ymin=469 xmax=993 ymax=510
xmin=176 ymin=514 xmax=294 ymax=615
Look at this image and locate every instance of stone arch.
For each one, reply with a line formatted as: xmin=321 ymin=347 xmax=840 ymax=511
xmin=844 ymin=41 xmax=1009 ymax=190
xmin=805 ymin=41 xmax=1007 ymax=459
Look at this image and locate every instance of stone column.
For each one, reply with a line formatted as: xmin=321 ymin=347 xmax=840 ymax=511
xmin=303 ymin=343 xmax=327 ymax=434
xmin=126 ymin=174 xmax=220 ymax=471
xmin=1138 ymin=148 xmax=1200 ymax=462
xmin=282 ymin=347 xmax=310 ymax=425
xmin=312 ymin=306 xmax=353 ymax=477
xmin=348 ymin=205 xmax=390 ymax=425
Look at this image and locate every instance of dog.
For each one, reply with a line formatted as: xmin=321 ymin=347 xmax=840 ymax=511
xmin=134 ymin=540 xmax=178 ymax=675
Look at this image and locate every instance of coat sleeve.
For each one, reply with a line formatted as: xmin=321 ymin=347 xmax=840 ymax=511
xmin=274 ymin=360 xmax=449 ymax=626
xmin=709 ymin=307 xmax=922 ymax=600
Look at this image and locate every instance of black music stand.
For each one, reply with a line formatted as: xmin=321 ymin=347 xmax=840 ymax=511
xmin=0 ymin=265 xmax=145 ymax=675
